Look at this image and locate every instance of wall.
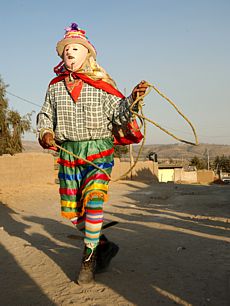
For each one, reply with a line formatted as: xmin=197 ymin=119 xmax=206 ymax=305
xmin=158 ymin=168 xmax=174 ymax=183
xmin=111 ymin=158 xmax=158 ymax=181
xmin=0 ymin=153 xmax=216 ymax=187
xmin=0 ymin=153 xmax=55 ymax=187
xmin=197 ymin=170 xmax=215 ymax=184
xmin=174 ymin=169 xmax=197 ymax=183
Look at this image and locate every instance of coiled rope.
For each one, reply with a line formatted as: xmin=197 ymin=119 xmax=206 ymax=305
xmin=52 ymin=82 xmax=198 ymax=181
xmin=131 ymin=83 xmax=198 ymax=146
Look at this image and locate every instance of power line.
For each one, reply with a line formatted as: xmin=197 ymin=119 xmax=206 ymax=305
xmin=4 ymin=90 xmax=229 ymax=140
xmin=6 ymin=90 xmax=41 ymax=108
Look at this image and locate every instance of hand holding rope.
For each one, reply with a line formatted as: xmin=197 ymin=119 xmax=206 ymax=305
xmin=50 ymin=81 xmax=198 ymax=181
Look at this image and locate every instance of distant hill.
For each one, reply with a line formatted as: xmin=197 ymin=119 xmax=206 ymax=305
xmin=22 ymin=140 xmax=43 ymax=152
xmin=22 ymin=141 xmax=230 ymax=160
xmin=133 ymin=143 xmax=230 ymax=160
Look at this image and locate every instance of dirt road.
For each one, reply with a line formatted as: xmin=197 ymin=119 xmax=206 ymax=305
xmin=0 ymin=180 xmax=230 ymax=305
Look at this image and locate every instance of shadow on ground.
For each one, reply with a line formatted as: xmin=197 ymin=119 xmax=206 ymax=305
xmin=1 ymin=176 xmax=230 ymax=305
xmin=0 ymin=242 xmax=55 ymax=305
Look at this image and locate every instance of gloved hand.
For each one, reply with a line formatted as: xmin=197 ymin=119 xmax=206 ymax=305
xmin=132 ymin=80 xmax=149 ymax=100
xmin=39 ymin=132 xmax=55 ymax=149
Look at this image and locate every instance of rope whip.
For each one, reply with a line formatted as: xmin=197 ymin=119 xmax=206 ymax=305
xmin=51 ymin=82 xmax=198 ymax=181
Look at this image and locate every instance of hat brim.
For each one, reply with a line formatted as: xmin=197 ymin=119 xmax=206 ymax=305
xmin=56 ymin=38 xmax=96 ymax=59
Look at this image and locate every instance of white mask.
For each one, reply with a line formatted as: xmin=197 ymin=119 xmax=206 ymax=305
xmin=63 ymin=43 xmax=88 ymax=71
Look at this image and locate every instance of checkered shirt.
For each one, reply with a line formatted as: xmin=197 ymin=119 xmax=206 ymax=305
xmin=37 ymin=80 xmax=135 ymax=142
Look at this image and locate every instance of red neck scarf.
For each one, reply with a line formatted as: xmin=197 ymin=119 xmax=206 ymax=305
xmin=49 ymin=71 xmax=125 ymax=99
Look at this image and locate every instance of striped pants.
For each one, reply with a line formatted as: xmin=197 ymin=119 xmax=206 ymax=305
xmin=58 ymin=139 xmax=114 ymax=248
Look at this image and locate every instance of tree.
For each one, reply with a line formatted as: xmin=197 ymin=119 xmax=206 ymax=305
xmin=189 ymin=156 xmax=207 ymax=170
xmin=0 ymin=75 xmax=33 ymax=155
xmin=213 ymin=155 xmax=230 ymax=173
xmin=114 ymin=145 xmax=128 ymax=158
xmin=0 ymin=77 xmax=10 ymax=154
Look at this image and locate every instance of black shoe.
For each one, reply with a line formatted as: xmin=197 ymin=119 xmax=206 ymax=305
xmin=95 ymin=235 xmax=119 ymax=273
xmin=77 ymin=246 xmax=96 ymax=285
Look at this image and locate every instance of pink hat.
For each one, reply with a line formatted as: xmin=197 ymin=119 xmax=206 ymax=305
xmin=56 ymin=23 xmax=96 ymax=59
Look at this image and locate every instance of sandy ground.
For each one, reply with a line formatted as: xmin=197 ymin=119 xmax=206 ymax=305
xmin=0 ymin=180 xmax=230 ymax=306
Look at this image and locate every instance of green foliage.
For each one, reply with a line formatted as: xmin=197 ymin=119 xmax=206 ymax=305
xmin=0 ymin=75 xmax=33 ymax=155
xmin=189 ymin=156 xmax=207 ymax=169
xmin=213 ymin=155 xmax=230 ymax=172
xmin=190 ymin=155 xmax=230 ymax=172
xmin=114 ymin=145 xmax=128 ymax=158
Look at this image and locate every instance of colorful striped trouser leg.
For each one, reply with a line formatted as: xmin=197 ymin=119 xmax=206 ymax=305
xmin=76 ymin=192 xmax=104 ymax=245
xmin=58 ymin=140 xmax=114 ymax=247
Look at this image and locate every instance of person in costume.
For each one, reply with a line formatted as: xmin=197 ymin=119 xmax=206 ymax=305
xmin=37 ymin=23 xmax=148 ymax=284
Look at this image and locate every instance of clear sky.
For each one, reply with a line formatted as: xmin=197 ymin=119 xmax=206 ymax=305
xmin=1 ymin=0 xmax=229 ymax=145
